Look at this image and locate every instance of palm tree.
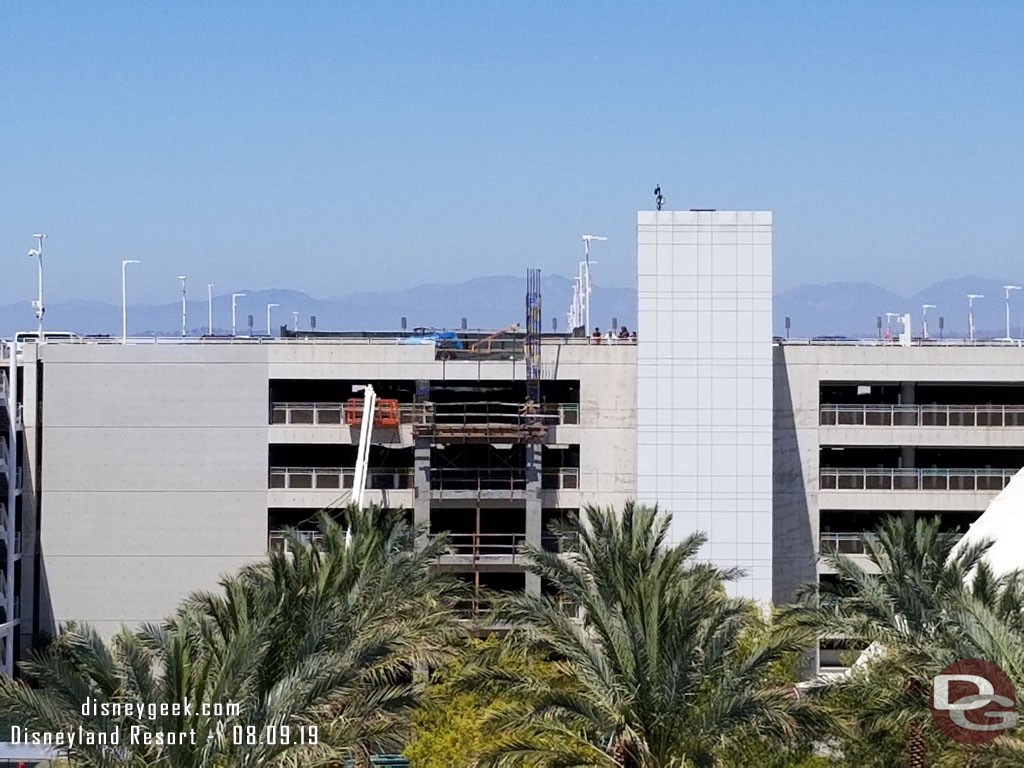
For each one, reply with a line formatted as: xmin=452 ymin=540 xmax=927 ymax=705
xmin=789 ymin=515 xmax=1005 ymax=768
xmin=937 ymin=570 xmax=1024 ymax=767
xmin=171 ymin=506 xmax=466 ymax=766
xmin=465 ymin=502 xmax=821 ymax=768
xmin=0 ymin=505 xmax=466 ymax=767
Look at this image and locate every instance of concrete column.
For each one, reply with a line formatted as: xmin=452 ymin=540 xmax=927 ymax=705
xmin=901 ymin=445 xmax=915 ymax=468
xmin=412 ymin=379 xmax=431 ymax=548
xmin=413 ymin=439 xmax=431 ymax=547
xmin=524 ymin=442 xmax=542 ymax=594
xmin=900 ymin=382 xmax=916 ymax=525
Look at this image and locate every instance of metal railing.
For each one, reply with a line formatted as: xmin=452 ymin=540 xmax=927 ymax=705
xmin=12 ymin=334 xmax=616 ymax=347
xmin=782 ymin=337 xmax=1024 ymax=347
xmin=820 ymin=530 xmax=963 ymax=555
xmin=268 ymin=530 xmax=326 ymax=552
xmin=2 ymin=468 xmax=22 ymax=492
xmin=268 ymin=467 xmax=413 ymax=490
xmin=820 ymin=467 xmax=1015 ymax=492
xmin=819 ymin=532 xmax=878 ymax=554
xmin=431 ymin=532 xmax=526 ymax=561
xmin=542 ymin=467 xmax=580 ymax=489
xmin=430 ymin=467 xmax=526 ymax=492
xmin=270 ymin=402 xmax=422 ymax=426
xmin=455 ymin=594 xmax=580 ymax=620
xmin=820 ymin=403 xmax=1024 ymax=427
xmin=270 ymin=401 xmax=580 ymax=429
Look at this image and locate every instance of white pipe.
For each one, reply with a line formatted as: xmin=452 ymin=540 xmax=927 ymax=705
xmin=231 ymin=293 xmax=246 ymax=337
xmin=266 ymin=304 xmax=279 ymax=336
xmin=179 ymin=276 xmax=187 ymax=337
xmin=352 ymin=385 xmax=376 ymax=509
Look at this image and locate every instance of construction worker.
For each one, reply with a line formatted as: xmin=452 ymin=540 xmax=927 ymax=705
xmin=520 ymin=397 xmax=543 ymax=437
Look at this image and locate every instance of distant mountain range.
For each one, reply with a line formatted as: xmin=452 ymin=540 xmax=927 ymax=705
xmin=0 ymin=275 xmax=635 ymax=338
xmin=0 ymin=273 xmax=1016 ymax=339
xmin=774 ymin=275 xmax=1023 ymax=339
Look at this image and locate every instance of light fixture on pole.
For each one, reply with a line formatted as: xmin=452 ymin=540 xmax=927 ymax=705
xmin=178 ymin=276 xmax=187 ymax=337
xmin=266 ymin=303 xmax=279 ymax=336
xmin=206 ymin=284 xmax=213 ymax=335
xmin=292 ymin=311 xmax=299 ymax=330
xmin=121 ymin=260 xmax=141 ymax=344
xmin=28 ymin=234 xmax=46 ymax=339
xmin=967 ymin=294 xmax=984 ymax=342
xmin=1003 ymin=285 xmax=1021 ymax=340
xmin=921 ymin=304 xmax=936 ymax=340
xmin=579 ymin=234 xmax=606 ymax=333
xmin=231 ymin=293 xmax=246 ymax=337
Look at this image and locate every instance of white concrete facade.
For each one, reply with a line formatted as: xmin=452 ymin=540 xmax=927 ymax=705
xmin=13 ymin=338 xmax=636 ymax=641
xmin=8 ymin=297 xmax=1024 ymax=666
xmin=636 ymin=210 xmax=773 ymax=602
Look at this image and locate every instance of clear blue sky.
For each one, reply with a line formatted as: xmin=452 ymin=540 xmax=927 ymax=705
xmin=2 ymin=2 xmax=1022 ymax=305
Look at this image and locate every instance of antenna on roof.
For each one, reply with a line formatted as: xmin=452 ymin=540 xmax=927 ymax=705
xmin=654 ymin=185 xmax=664 ymax=211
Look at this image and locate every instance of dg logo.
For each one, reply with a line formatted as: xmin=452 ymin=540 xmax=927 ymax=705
xmin=931 ymin=658 xmax=1018 ymax=744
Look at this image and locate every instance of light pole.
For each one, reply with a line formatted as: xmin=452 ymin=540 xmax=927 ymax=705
xmin=231 ymin=293 xmax=246 ymax=337
xmin=967 ymin=294 xmax=984 ymax=342
xmin=121 ymin=260 xmax=140 ymax=344
xmin=1003 ymin=285 xmax=1021 ymax=340
xmin=28 ymin=234 xmax=46 ymax=338
xmin=921 ymin=304 xmax=936 ymax=340
xmin=178 ymin=276 xmax=187 ymax=337
xmin=580 ymin=234 xmax=606 ymax=333
xmin=266 ymin=303 xmax=279 ymax=336
xmin=292 ymin=311 xmax=299 ymax=331
xmin=207 ymin=284 xmax=213 ymax=335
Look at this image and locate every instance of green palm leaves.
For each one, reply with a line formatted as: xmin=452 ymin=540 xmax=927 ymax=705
xmin=0 ymin=507 xmax=465 ymax=767
xmin=467 ymin=503 xmax=820 ymax=768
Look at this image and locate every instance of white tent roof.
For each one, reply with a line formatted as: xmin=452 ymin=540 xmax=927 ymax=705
xmin=953 ymin=466 xmax=1024 ymax=577
xmin=801 ymin=474 xmax=1024 ymax=686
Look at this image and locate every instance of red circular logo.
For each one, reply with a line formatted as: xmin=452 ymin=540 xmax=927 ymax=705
xmin=931 ymin=658 xmax=1017 ymax=744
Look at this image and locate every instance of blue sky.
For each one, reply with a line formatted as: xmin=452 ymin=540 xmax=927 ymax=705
xmin=2 ymin=2 xmax=1023 ymax=305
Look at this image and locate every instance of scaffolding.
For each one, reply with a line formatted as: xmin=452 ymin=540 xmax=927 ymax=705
xmin=411 ymin=401 xmax=551 ymax=442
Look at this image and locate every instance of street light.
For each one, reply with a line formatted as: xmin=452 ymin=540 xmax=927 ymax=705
xmin=967 ymin=294 xmax=984 ymax=342
xmin=178 ymin=276 xmax=187 ymax=337
xmin=231 ymin=293 xmax=246 ymax=337
xmin=1003 ymin=285 xmax=1021 ymax=340
xmin=121 ymin=260 xmax=141 ymax=344
xmin=207 ymin=284 xmax=213 ymax=335
xmin=266 ymin=303 xmax=279 ymax=336
xmin=921 ymin=304 xmax=936 ymax=340
xmin=579 ymin=234 xmax=606 ymax=333
xmin=28 ymin=234 xmax=46 ymax=338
